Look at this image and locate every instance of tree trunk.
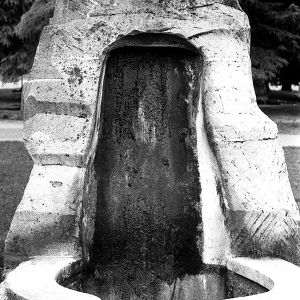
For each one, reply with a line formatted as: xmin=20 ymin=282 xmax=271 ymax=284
xmin=281 ymin=80 xmax=291 ymax=91
xmin=254 ymin=80 xmax=268 ymax=103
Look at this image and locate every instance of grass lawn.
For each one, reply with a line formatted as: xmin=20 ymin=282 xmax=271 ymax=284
xmin=0 ymin=142 xmax=33 ymax=269
xmin=259 ymin=104 xmax=300 ymax=133
xmin=284 ymin=147 xmax=300 ymax=203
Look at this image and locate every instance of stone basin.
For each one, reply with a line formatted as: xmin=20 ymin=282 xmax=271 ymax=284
xmin=3 ymin=256 xmax=300 ymax=300
xmin=62 ymin=262 xmax=267 ymax=299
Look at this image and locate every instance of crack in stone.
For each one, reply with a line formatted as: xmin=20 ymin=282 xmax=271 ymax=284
xmin=217 ymin=137 xmax=277 ymax=144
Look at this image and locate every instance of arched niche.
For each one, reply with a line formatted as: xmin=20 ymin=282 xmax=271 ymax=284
xmin=92 ymin=34 xmax=203 ymax=281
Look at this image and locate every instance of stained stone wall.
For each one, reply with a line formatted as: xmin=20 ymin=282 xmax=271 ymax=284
xmin=4 ymin=0 xmax=300 ymax=268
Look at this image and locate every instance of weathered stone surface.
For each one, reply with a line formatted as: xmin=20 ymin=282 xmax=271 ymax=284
xmin=9 ymin=0 xmax=250 ymax=268
xmin=4 ymin=0 xmax=300 ymax=286
xmin=196 ymin=80 xmax=230 ymax=265
xmin=3 ymin=256 xmax=300 ymax=300
xmin=29 ymin=26 xmax=63 ymax=80
xmin=20 ymin=1 xmax=250 ymax=171
xmin=23 ymin=80 xmax=92 ymax=120
xmin=227 ymin=270 xmax=268 ymax=298
xmin=80 ymin=159 xmax=97 ymax=262
xmin=24 ymin=114 xmax=93 ymax=166
xmin=52 ymin=0 xmax=242 ymax=24
xmin=3 ymin=257 xmax=99 ymax=300
xmin=190 ymin=30 xmax=300 ymax=262
xmin=207 ymin=113 xmax=278 ymax=142
xmin=66 ymin=265 xmax=228 ymax=300
xmin=227 ymin=257 xmax=300 ymax=299
xmin=228 ymin=210 xmax=300 ymax=264
xmin=4 ymin=165 xmax=86 ymax=267
xmin=215 ymin=140 xmax=296 ymax=210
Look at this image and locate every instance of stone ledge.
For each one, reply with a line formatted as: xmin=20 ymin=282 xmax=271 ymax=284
xmin=37 ymin=10 xmax=249 ymax=64
xmin=52 ymin=1 xmax=245 ymax=26
xmin=23 ymin=80 xmax=93 ymax=120
xmin=24 ymin=114 xmax=94 ymax=166
xmin=206 ymin=112 xmax=278 ymax=143
xmin=227 ymin=257 xmax=300 ymax=299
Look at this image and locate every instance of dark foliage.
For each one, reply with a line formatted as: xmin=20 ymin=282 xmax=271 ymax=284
xmin=240 ymin=0 xmax=300 ymax=90
xmin=0 ymin=0 xmax=55 ymax=82
xmin=0 ymin=0 xmax=299 ymax=90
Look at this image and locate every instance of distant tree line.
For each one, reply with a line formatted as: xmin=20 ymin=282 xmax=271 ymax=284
xmin=0 ymin=0 xmax=299 ymax=94
xmin=240 ymin=0 xmax=300 ymax=94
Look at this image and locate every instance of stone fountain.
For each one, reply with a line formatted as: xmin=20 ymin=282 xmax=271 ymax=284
xmin=1 ymin=0 xmax=300 ymax=299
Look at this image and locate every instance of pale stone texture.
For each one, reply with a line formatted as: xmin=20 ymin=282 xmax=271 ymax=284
xmin=5 ymin=165 xmax=86 ymax=266
xmin=1 ymin=257 xmax=99 ymax=300
xmin=3 ymin=0 xmax=300 ymax=287
xmin=196 ymin=31 xmax=300 ymax=262
xmin=2 ymin=256 xmax=300 ymax=300
xmin=227 ymin=257 xmax=300 ymax=299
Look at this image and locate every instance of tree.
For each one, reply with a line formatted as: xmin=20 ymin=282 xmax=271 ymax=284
xmin=0 ymin=0 xmax=34 ymax=81
xmin=1 ymin=0 xmax=299 ymax=90
xmin=0 ymin=0 xmax=55 ymax=82
xmin=240 ymin=0 xmax=300 ymax=92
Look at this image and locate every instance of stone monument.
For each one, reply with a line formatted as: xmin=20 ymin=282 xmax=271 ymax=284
xmin=3 ymin=0 xmax=300 ymax=294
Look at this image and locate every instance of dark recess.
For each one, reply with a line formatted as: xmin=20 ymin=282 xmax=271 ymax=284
xmin=91 ymin=46 xmax=202 ymax=297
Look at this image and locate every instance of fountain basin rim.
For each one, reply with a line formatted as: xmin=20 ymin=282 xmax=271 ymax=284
xmin=1 ymin=256 xmax=300 ymax=299
xmin=1 ymin=256 xmax=98 ymax=300
xmin=226 ymin=256 xmax=300 ymax=299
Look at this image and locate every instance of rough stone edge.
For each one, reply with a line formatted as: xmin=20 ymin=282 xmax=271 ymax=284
xmin=226 ymin=257 xmax=300 ymax=299
xmin=51 ymin=0 xmax=243 ymax=24
xmin=193 ymin=29 xmax=300 ymax=262
xmin=4 ymin=165 xmax=86 ymax=268
xmin=196 ymin=73 xmax=230 ymax=265
xmin=2 ymin=256 xmax=300 ymax=299
xmin=1 ymin=257 xmax=99 ymax=300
